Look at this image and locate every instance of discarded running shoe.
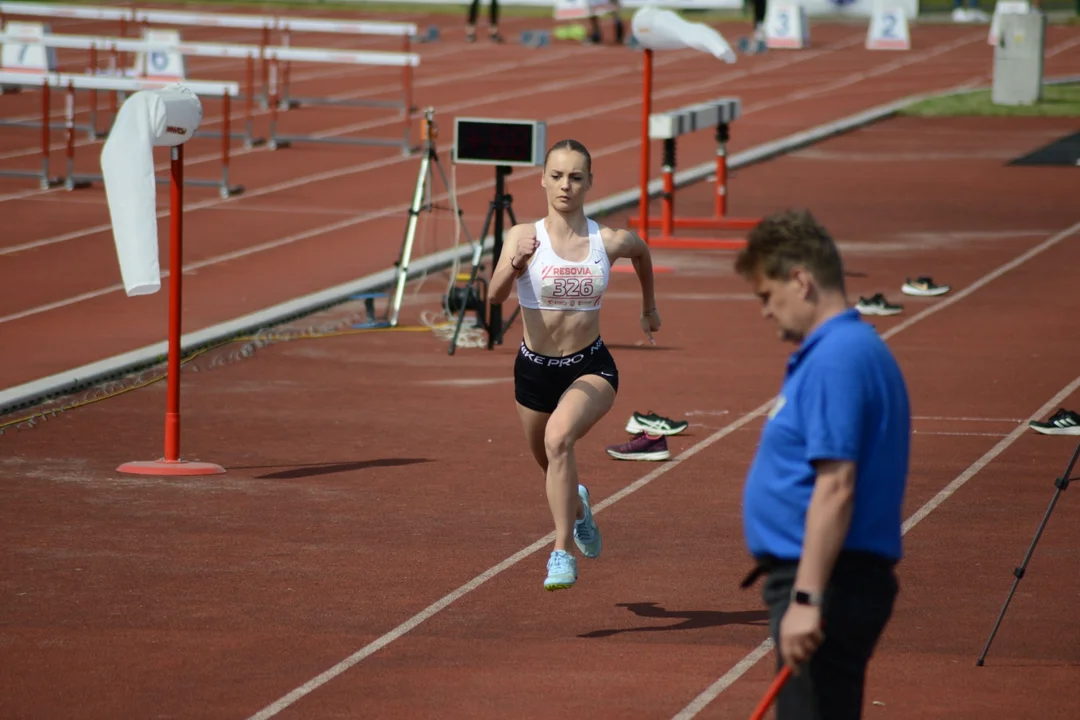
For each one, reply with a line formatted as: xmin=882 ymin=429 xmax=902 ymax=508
xmin=625 ymin=410 xmax=689 ymax=436
xmin=856 ymin=293 xmax=903 ymax=316
xmin=1028 ymin=408 xmax=1080 ymax=436
xmin=606 ymin=432 xmax=671 ymax=461
xmin=902 ymin=276 xmax=951 ymax=297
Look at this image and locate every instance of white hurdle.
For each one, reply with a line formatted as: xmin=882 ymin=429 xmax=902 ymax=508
xmin=629 ymin=97 xmax=762 ymax=250
xmin=0 ymin=70 xmax=242 ymax=197
xmin=1 ymin=30 xmax=421 ymax=153
xmin=0 ymin=2 xmax=420 ymax=144
xmin=0 ymin=30 xmax=421 ymax=151
xmin=0 ymin=31 xmax=264 ymax=146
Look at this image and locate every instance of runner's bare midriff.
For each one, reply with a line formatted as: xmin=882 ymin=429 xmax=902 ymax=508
xmin=520 ymin=307 xmax=602 ymax=357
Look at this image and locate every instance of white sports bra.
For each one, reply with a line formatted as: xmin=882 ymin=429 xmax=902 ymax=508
xmin=516 ymin=218 xmax=611 ymax=312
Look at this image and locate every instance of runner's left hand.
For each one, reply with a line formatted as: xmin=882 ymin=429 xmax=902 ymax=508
xmin=640 ymin=308 xmax=661 ymax=345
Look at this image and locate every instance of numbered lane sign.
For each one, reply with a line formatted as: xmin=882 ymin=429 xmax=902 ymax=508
xmin=135 ymin=28 xmax=187 ymax=80
xmin=1 ymin=21 xmax=59 ymax=72
xmin=765 ymin=3 xmax=809 ymax=50
xmin=867 ymin=4 xmax=911 ymax=50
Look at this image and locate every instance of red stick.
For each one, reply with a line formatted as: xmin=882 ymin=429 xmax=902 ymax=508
xmin=163 ymin=144 xmax=183 ymax=463
xmin=638 ymin=48 xmax=652 ymax=244
xmin=750 ymin=666 xmax=791 ymax=720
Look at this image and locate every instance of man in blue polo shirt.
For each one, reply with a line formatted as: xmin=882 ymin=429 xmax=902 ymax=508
xmin=734 ymin=209 xmax=909 ymax=720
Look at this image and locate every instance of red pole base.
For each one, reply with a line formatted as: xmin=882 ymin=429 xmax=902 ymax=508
xmin=646 ymin=237 xmax=748 ymax=250
xmin=629 ymin=216 xmax=762 ymax=231
xmin=117 ymin=459 xmax=226 ymax=476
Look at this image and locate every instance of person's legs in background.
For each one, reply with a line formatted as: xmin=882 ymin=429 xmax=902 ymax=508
xmin=466 ymin=0 xmax=502 ymax=43
xmin=588 ymin=1 xmax=625 ymax=45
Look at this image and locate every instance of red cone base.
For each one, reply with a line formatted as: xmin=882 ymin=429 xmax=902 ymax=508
xmin=117 ymin=459 xmax=226 ymax=476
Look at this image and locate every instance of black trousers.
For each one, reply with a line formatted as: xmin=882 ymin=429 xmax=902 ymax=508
xmin=467 ymin=0 xmax=498 ymax=26
xmin=750 ymin=0 xmax=767 ymax=26
xmin=761 ymin=552 xmax=898 ymax=720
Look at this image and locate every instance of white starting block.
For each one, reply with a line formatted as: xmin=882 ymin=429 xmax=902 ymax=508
xmin=866 ymin=3 xmax=911 ymax=50
xmin=764 ymin=3 xmax=809 ymax=50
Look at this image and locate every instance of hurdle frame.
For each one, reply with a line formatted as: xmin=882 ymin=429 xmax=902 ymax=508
xmin=0 ymin=70 xmax=243 ymax=198
xmin=262 ymin=45 xmax=420 ymax=154
xmin=632 ymin=49 xmax=760 ymax=250
xmin=1 ymin=1 xmax=419 ymax=131
xmin=0 ymin=31 xmax=264 ymax=147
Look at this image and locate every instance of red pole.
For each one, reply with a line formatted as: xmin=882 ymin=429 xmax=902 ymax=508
xmin=402 ymin=34 xmax=413 ymax=152
xmin=661 ymin=166 xmax=674 ymax=239
xmin=116 ymin=136 xmax=224 ymax=477
xmin=750 ymin=666 xmax=791 ymax=720
xmin=715 ymin=122 xmax=729 ymax=219
xmin=163 ymin=143 xmax=183 ymax=464
xmin=639 ymin=48 xmax=652 ymax=244
xmin=245 ymin=53 xmax=255 ymax=146
xmin=40 ymin=79 xmax=50 ymax=189
xmin=64 ymin=81 xmax=75 ymax=190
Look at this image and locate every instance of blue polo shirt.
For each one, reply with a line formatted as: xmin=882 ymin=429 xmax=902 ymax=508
xmin=742 ymin=308 xmax=910 ymax=562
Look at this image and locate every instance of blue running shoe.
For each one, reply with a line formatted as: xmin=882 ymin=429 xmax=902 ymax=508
xmin=574 ymin=484 xmax=602 ymax=559
xmin=544 ymin=550 xmax=577 ymax=591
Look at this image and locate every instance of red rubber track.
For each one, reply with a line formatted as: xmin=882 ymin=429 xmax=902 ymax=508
xmin=1 ymin=10 xmax=1077 ymax=389
xmin=1 ymin=8 xmax=1080 ymax=720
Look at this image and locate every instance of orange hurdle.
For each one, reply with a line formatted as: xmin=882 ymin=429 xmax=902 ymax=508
xmin=630 ymin=92 xmax=761 ymax=250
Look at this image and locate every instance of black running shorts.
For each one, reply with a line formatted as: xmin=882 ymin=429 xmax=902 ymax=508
xmin=514 ymin=336 xmax=619 ymax=414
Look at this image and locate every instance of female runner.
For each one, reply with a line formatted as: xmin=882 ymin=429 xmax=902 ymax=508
xmin=489 ymin=139 xmax=660 ymax=591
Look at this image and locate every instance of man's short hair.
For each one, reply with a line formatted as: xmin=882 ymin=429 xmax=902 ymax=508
xmin=734 ymin=209 xmax=846 ymax=292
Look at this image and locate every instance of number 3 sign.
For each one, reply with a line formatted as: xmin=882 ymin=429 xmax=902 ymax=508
xmin=764 ymin=4 xmax=810 ymax=50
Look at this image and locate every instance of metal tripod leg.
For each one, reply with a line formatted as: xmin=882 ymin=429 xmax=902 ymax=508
xmin=490 ymin=199 xmax=520 ymax=347
xmin=976 ymin=438 xmax=1080 ymax=666
xmin=447 ymin=200 xmax=497 ymax=355
xmin=387 ymin=147 xmax=433 ymax=327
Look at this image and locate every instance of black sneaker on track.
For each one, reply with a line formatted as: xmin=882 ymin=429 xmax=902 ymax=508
xmin=1029 ymin=408 xmax=1080 ymax=436
xmin=856 ymin=293 xmax=903 ymax=316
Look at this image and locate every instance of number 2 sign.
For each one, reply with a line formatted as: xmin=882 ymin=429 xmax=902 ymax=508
xmin=866 ymin=4 xmax=911 ymax=51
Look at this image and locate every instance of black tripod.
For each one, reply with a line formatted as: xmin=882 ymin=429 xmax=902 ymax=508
xmin=447 ymin=164 xmax=519 ymax=355
xmin=977 ymin=437 xmax=1080 ymax=666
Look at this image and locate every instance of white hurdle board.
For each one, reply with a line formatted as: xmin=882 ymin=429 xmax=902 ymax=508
xmin=0 ymin=69 xmax=243 ymax=197
xmin=0 ymin=2 xmax=418 ymax=37
xmin=0 ymin=20 xmax=58 ymax=72
xmin=649 ymin=97 xmax=741 ymax=139
xmin=0 ymin=31 xmax=421 ymax=70
xmin=0 ymin=68 xmax=238 ymax=95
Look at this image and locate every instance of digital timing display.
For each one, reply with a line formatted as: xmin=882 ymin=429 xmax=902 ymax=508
xmin=453 ymin=118 xmax=544 ymax=167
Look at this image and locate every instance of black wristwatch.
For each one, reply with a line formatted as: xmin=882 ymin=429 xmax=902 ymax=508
xmin=791 ymin=588 xmax=824 ymax=607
